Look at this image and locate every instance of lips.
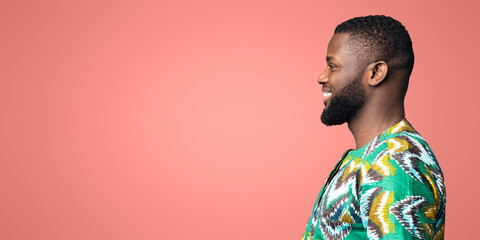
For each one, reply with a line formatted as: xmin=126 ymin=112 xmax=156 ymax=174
xmin=322 ymin=89 xmax=332 ymax=105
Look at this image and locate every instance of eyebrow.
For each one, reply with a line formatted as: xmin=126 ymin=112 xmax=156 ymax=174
xmin=326 ymin=56 xmax=335 ymax=62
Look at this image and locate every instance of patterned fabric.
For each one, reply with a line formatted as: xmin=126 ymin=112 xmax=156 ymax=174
xmin=302 ymin=118 xmax=445 ymax=240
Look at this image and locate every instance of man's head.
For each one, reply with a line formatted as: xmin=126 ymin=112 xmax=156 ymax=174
xmin=319 ymin=15 xmax=414 ymax=126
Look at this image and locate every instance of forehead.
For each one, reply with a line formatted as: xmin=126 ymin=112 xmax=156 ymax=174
xmin=326 ymin=33 xmax=355 ymax=63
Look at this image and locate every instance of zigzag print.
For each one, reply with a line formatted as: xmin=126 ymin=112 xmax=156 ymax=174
xmin=319 ymin=194 xmax=353 ymax=239
xmin=360 ymin=187 xmax=382 ymax=226
xmin=385 ymin=118 xmax=416 ymax=135
xmin=301 ymin=119 xmax=445 ymax=240
xmin=367 ymin=190 xmax=395 ymax=239
xmin=389 ymin=196 xmax=428 ymax=239
xmin=370 ymin=150 xmax=396 ymax=178
xmin=388 ymin=135 xmax=430 ymax=183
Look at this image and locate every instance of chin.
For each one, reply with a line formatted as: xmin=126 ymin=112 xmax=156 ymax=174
xmin=320 ymin=111 xmax=348 ymax=126
xmin=321 ymin=120 xmax=347 ymax=126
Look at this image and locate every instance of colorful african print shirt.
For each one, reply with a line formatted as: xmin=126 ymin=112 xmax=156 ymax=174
xmin=302 ymin=118 xmax=446 ymax=240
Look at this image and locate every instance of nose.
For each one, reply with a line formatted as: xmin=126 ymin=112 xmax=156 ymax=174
xmin=317 ymin=66 xmax=329 ymax=85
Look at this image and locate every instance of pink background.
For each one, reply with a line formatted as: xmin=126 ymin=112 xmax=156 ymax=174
xmin=1 ymin=0 xmax=479 ymax=239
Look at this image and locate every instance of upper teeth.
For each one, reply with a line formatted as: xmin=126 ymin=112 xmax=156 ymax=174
xmin=323 ymin=92 xmax=332 ymax=97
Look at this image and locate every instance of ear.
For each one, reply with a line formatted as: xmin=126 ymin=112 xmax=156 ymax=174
xmin=367 ymin=61 xmax=388 ymax=86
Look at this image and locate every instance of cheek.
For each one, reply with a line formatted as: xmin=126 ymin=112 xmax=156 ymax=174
xmin=331 ymin=75 xmax=349 ymax=92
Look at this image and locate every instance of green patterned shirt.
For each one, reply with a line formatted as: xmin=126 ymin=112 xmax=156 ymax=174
xmin=302 ymin=118 xmax=445 ymax=240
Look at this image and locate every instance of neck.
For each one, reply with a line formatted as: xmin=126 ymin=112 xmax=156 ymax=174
xmin=347 ymin=103 xmax=405 ymax=149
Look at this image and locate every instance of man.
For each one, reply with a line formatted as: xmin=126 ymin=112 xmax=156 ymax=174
xmin=302 ymin=15 xmax=446 ymax=240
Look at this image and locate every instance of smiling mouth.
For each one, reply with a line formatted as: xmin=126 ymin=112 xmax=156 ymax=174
xmin=323 ymin=92 xmax=332 ymax=105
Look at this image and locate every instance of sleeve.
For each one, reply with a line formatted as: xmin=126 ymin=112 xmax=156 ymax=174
xmin=358 ymin=148 xmax=444 ymax=240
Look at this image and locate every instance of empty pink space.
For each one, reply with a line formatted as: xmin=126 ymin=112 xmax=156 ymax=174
xmin=1 ymin=0 xmax=479 ymax=239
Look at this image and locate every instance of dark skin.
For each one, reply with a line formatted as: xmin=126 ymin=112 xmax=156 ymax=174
xmin=318 ymin=33 xmax=407 ymax=149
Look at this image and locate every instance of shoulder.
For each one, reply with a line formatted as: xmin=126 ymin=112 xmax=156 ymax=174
xmin=358 ymin=120 xmax=446 ymax=239
xmin=362 ymin=120 xmax=445 ymax=195
xmin=385 ymin=129 xmax=441 ymax=173
xmin=381 ymin=125 xmax=446 ymax=206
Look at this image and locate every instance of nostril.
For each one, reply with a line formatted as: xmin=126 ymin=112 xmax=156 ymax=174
xmin=317 ymin=76 xmax=328 ymax=84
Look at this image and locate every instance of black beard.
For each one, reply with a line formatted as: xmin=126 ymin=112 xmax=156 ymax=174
xmin=320 ymin=78 xmax=366 ymax=126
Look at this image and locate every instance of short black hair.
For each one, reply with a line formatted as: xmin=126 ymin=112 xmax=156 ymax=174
xmin=334 ymin=15 xmax=414 ymax=78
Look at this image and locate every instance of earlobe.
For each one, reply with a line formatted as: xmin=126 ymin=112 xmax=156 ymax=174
xmin=368 ymin=61 xmax=388 ymax=86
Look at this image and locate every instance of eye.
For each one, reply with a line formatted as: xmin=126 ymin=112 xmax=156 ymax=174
xmin=328 ymin=64 xmax=336 ymax=71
